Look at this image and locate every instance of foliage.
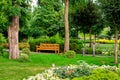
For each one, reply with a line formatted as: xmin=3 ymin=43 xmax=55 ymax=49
xmin=0 ymin=33 xmax=6 ymax=56
xmin=29 ymin=36 xmax=83 ymax=53
xmin=0 ymin=46 xmax=4 ymax=56
xmin=84 ymin=47 xmax=102 ymax=55
xmin=30 ymin=0 xmax=64 ymax=38
xmin=18 ymin=53 xmax=30 ymax=62
xmin=0 ymin=0 xmax=9 ymax=32
xmin=70 ymin=39 xmax=83 ymax=53
xmin=1 ymin=42 xmax=30 ymax=50
xmin=24 ymin=61 xmax=119 ymax=80
xmin=98 ymin=0 xmax=120 ymax=28
xmin=28 ymin=33 xmax=64 ymax=52
xmin=64 ymin=50 xmax=76 ymax=58
xmin=73 ymin=69 xmax=120 ymax=80
xmin=0 ymin=33 xmax=6 ymax=43
xmin=21 ymin=48 xmax=31 ymax=55
xmin=96 ymin=39 xmax=116 ymax=44
xmin=19 ymin=42 xmax=30 ymax=50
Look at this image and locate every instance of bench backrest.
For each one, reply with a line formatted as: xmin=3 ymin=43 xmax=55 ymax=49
xmin=40 ymin=43 xmax=59 ymax=50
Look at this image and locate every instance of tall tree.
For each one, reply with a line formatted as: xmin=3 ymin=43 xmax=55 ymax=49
xmin=32 ymin=0 xmax=64 ymax=37
xmin=64 ymin=0 xmax=69 ymax=52
xmin=0 ymin=0 xmax=31 ymax=59
xmin=71 ymin=0 xmax=100 ymax=48
xmin=69 ymin=0 xmax=88 ymax=38
xmin=98 ymin=0 xmax=120 ymax=64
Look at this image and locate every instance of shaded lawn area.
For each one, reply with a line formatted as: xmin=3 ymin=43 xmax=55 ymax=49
xmin=0 ymin=53 xmax=120 ymax=80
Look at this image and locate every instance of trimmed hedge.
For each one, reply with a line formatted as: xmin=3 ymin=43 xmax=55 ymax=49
xmin=1 ymin=42 xmax=30 ymax=50
xmin=29 ymin=37 xmax=83 ymax=53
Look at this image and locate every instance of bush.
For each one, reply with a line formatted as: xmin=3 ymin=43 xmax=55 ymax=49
xmin=28 ymin=33 xmax=64 ymax=52
xmin=1 ymin=42 xmax=30 ymax=50
xmin=18 ymin=54 xmax=30 ymax=62
xmin=85 ymin=48 xmax=102 ymax=55
xmin=0 ymin=33 xmax=6 ymax=43
xmin=64 ymin=50 xmax=76 ymax=58
xmin=0 ymin=46 xmax=4 ymax=56
xmin=73 ymin=69 xmax=120 ymax=80
xmin=21 ymin=48 xmax=31 ymax=55
xmin=96 ymin=39 xmax=115 ymax=44
xmin=19 ymin=42 xmax=30 ymax=50
xmin=29 ymin=35 xmax=83 ymax=53
xmin=54 ymin=61 xmax=93 ymax=79
xmin=70 ymin=39 xmax=83 ymax=53
xmin=24 ymin=62 xmax=119 ymax=80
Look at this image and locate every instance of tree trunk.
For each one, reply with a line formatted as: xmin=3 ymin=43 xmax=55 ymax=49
xmin=82 ymin=33 xmax=86 ymax=56
xmin=89 ymin=27 xmax=92 ymax=48
xmin=93 ymin=35 xmax=96 ymax=56
xmin=64 ymin=0 xmax=69 ymax=52
xmin=83 ymin=33 xmax=86 ymax=47
xmin=8 ymin=16 xmax=19 ymax=59
xmin=114 ymin=27 xmax=118 ymax=64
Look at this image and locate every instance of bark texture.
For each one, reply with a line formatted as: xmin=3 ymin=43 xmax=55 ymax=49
xmin=64 ymin=0 xmax=69 ymax=52
xmin=8 ymin=16 xmax=19 ymax=59
xmin=89 ymin=27 xmax=92 ymax=48
xmin=114 ymin=28 xmax=118 ymax=64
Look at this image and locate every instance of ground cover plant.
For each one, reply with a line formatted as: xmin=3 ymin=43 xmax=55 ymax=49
xmin=84 ymin=43 xmax=120 ymax=56
xmin=0 ymin=53 xmax=120 ymax=80
xmin=24 ymin=61 xmax=120 ymax=80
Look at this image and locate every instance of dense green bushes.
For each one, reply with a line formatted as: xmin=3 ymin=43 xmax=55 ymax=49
xmin=0 ymin=33 xmax=6 ymax=56
xmin=28 ymin=37 xmax=64 ymax=52
xmin=73 ymin=69 xmax=120 ymax=80
xmin=24 ymin=61 xmax=120 ymax=80
xmin=70 ymin=39 xmax=83 ymax=53
xmin=29 ymin=34 xmax=83 ymax=53
xmin=1 ymin=42 xmax=30 ymax=50
xmin=85 ymin=48 xmax=102 ymax=55
xmin=0 ymin=46 xmax=4 ymax=56
xmin=18 ymin=48 xmax=31 ymax=62
xmin=64 ymin=50 xmax=76 ymax=58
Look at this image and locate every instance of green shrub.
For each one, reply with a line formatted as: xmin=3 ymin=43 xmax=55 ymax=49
xmin=19 ymin=42 xmax=30 ymax=50
xmin=70 ymin=39 xmax=83 ymax=53
xmin=54 ymin=61 xmax=92 ymax=79
xmin=0 ymin=33 xmax=6 ymax=43
xmin=21 ymin=48 xmax=31 ymax=55
xmin=72 ymin=69 xmax=120 ymax=80
xmin=64 ymin=50 xmax=76 ymax=58
xmin=29 ymin=35 xmax=83 ymax=53
xmin=85 ymin=48 xmax=102 ymax=55
xmin=0 ymin=46 xmax=4 ymax=56
xmin=28 ymin=33 xmax=64 ymax=52
xmin=18 ymin=54 xmax=30 ymax=62
xmin=1 ymin=42 xmax=30 ymax=50
xmin=85 ymin=48 xmax=93 ymax=54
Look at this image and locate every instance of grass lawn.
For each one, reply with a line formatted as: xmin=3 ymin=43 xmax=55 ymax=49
xmin=0 ymin=53 xmax=120 ymax=80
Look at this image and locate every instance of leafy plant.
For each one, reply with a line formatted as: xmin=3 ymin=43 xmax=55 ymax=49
xmin=70 ymin=39 xmax=83 ymax=53
xmin=73 ymin=69 xmax=120 ymax=80
xmin=18 ymin=54 xmax=30 ymax=62
xmin=0 ymin=33 xmax=6 ymax=43
xmin=64 ymin=50 xmax=76 ymax=58
xmin=0 ymin=46 xmax=4 ymax=56
xmin=21 ymin=48 xmax=31 ymax=55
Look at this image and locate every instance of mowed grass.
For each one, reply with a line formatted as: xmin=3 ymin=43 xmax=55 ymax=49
xmin=0 ymin=53 xmax=120 ymax=80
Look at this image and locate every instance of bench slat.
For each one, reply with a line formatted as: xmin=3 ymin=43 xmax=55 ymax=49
xmin=36 ymin=43 xmax=59 ymax=53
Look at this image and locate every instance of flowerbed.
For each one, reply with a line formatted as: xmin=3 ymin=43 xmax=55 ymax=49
xmin=23 ymin=61 xmax=120 ymax=80
xmin=96 ymin=39 xmax=120 ymax=44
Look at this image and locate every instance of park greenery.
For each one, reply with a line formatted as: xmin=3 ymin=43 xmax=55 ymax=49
xmin=1 ymin=0 xmax=120 ymax=79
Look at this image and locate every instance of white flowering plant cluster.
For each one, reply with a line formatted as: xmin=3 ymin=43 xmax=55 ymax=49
xmin=23 ymin=61 xmax=119 ymax=80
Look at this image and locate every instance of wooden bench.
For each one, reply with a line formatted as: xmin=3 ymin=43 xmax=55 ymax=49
xmin=36 ymin=43 xmax=59 ymax=53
